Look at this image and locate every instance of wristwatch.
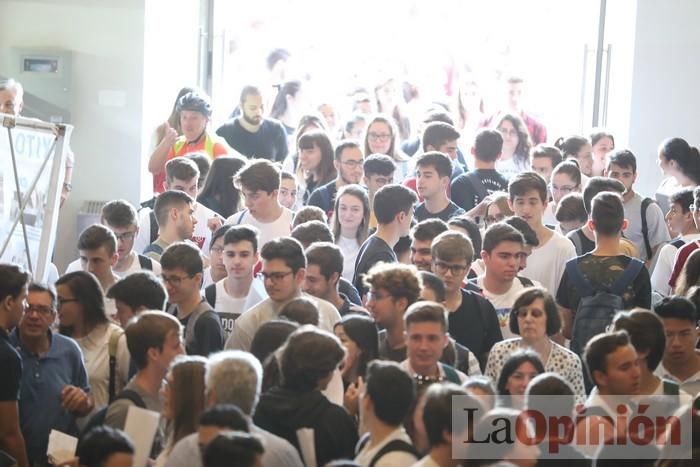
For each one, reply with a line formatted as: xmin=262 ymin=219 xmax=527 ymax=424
xmin=63 ymin=182 xmax=73 ymax=192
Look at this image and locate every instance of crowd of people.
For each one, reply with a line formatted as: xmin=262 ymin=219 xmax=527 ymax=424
xmin=1 ymin=63 xmax=700 ymax=467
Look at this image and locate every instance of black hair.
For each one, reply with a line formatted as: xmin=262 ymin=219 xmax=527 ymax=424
xmin=473 ymin=128 xmax=504 ymax=162
xmin=101 ymin=199 xmax=138 ymax=228
xmin=496 ymin=350 xmax=545 ymax=396
xmin=551 ymin=160 xmax=582 ymax=188
xmin=525 ymin=373 xmax=575 ymax=417
xmin=106 ymin=272 xmax=166 ymax=311
xmin=423 ymin=383 xmax=478 ymax=447
xmin=77 ymin=426 xmax=134 ymax=467
xmin=531 ymin=144 xmax=563 ymax=168
xmin=503 ymin=216 xmax=539 ymax=247
xmin=334 ymin=139 xmax=362 ymax=161
xmin=613 ymin=309 xmax=666 ymax=372
xmin=591 ymin=192 xmax=625 ymax=236
xmin=554 ymin=135 xmax=589 ymax=159
xmin=269 ymin=80 xmax=302 ymax=120
xmin=305 ymin=242 xmax=343 ymax=279
xmin=393 ymin=235 xmax=412 ymax=257
xmin=659 ymin=137 xmax=700 ymax=185
xmin=250 ymin=320 xmax=299 ymax=365
xmin=199 ymin=404 xmax=249 ymax=431
xmin=670 ymin=187 xmax=695 ymax=214
xmin=555 ymin=192 xmax=587 ymax=224
xmin=411 ymin=218 xmax=448 ymax=242
xmin=582 ymin=176 xmax=626 ymax=214
xmin=653 ymin=296 xmax=698 ymax=324
xmin=508 ymin=171 xmax=548 ymax=203
xmin=55 ymin=271 xmax=109 ymax=336
xmin=419 ymin=271 xmax=446 ymax=302
xmin=583 ymin=330 xmax=631 ymax=384
xmin=292 ymin=206 xmax=328 ymax=228
xmin=210 ymin=225 xmax=233 ymax=251
xmin=482 ymin=222 xmax=525 ymax=254
xmin=78 ymin=224 xmax=117 ymax=257
xmin=160 ymin=242 xmax=204 ymax=276
xmin=279 ymin=297 xmax=319 ymax=326
xmin=153 ymin=190 xmax=194 ymax=228
xmin=0 ymin=263 xmax=30 ymax=302
xmin=421 ymin=122 xmax=460 ymax=152
xmin=607 ymin=149 xmax=638 ymax=173
xmin=197 ymin=156 xmax=247 ymax=218
xmin=373 ymin=184 xmax=417 ymax=224
xmin=591 ymin=129 xmax=615 ymax=147
xmin=203 ymin=432 xmax=264 ymax=467
xmin=28 ymin=282 xmax=56 ymax=310
xmin=415 ymin=151 xmax=453 ymax=179
xmin=363 ymin=153 xmax=396 ymax=177
xmin=260 ymin=237 xmax=306 ymax=273
xmin=364 ymin=360 xmax=416 ymax=425
xmin=280 ymin=327 xmax=345 ymax=392
xmin=223 ymin=225 xmax=259 ymax=253
xmin=447 ymin=217 xmax=482 ymax=260
xmin=335 ymin=313 xmax=379 ymax=378
xmin=266 ymin=48 xmax=290 ymax=71
xmin=290 ymin=220 xmax=334 ymax=247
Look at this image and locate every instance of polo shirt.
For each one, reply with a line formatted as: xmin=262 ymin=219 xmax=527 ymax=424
xmin=10 ymin=330 xmax=89 ymax=464
xmin=0 ymin=329 xmax=21 ymax=402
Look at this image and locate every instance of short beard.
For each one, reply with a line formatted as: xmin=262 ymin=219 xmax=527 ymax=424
xmin=243 ymin=114 xmax=261 ymax=126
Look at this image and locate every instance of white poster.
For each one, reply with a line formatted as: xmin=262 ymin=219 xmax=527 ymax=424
xmin=0 ymin=114 xmax=70 ymax=281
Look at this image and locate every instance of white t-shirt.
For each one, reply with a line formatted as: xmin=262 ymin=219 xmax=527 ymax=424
xmin=134 ymin=202 xmax=218 ymax=254
xmin=623 ymin=192 xmax=671 ymax=261
xmin=496 ymin=157 xmax=529 ymax=180
xmin=477 ymin=276 xmax=542 ymax=340
xmin=211 ymin=277 xmax=267 ymax=339
xmin=522 ymin=230 xmax=576 ymax=293
xmin=651 ymin=233 xmax=700 ymax=296
xmin=225 ymin=207 xmax=293 ymax=248
xmin=74 ymin=322 xmax=130 ymax=410
xmin=65 ymin=252 xmax=162 ymax=278
xmin=543 ymin=202 xmax=557 ymax=227
xmin=337 ymin=235 xmax=361 ymax=281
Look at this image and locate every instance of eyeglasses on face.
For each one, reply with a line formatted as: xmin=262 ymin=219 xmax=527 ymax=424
xmin=260 ymin=270 xmax=294 ymax=282
xmin=368 ymin=132 xmax=391 ymax=142
xmin=160 ymin=274 xmax=195 ymax=286
xmin=25 ymin=304 xmax=54 ymax=316
xmin=114 ymin=231 xmax=137 ymax=242
xmin=432 ymin=260 xmax=469 ymax=276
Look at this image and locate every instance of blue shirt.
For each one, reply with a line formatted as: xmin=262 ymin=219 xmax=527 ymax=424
xmin=10 ymin=330 xmax=90 ymax=464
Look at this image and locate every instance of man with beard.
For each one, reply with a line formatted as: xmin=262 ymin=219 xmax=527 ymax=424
xmin=144 ymin=191 xmax=198 ymax=262
xmin=308 ymin=140 xmax=364 ymax=217
xmin=216 ymin=85 xmax=289 ymax=162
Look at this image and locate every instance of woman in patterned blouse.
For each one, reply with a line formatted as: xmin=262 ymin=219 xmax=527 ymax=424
xmin=485 ymin=287 xmax=586 ymax=399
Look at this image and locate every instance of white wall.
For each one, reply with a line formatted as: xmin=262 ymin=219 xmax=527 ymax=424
xmin=627 ymin=0 xmax=700 ymax=198
xmin=0 ymin=0 xmax=201 ymax=273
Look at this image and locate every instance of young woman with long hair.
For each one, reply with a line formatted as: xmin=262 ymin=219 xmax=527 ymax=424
xmin=331 ymin=184 xmax=370 ymax=281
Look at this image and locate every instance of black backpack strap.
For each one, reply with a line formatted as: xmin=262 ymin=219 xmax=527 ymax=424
xmin=137 ymin=254 xmax=153 ymax=271
xmin=116 ymin=389 xmax=146 ymax=409
xmin=149 ymin=210 xmax=159 ymax=244
xmin=610 ymin=259 xmax=644 ymax=296
xmin=641 ymin=197 xmax=654 ymax=259
xmin=355 ymin=432 xmax=370 ymax=456
xmin=204 ymin=283 xmax=217 ymax=307
xmin=236 ymin=209 xmax=248 ymax=225
xmin=564 ymin=258 xmax=594 ymax=296
xmin=517 ymin=276 xmax=534 ymax=287
xmin=369 ymin=439 xmax=419 ymax=467
xmin=670 ymin=237 xmax=686 ymax=249
xmin=466 ymin=171 xmax=489 ymax=200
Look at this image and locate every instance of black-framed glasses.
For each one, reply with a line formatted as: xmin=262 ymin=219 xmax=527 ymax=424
xmin=433 ymin=260 xmax=469 ymax=276
xmin=260 ymin=270 xmax=294 ymax=282
xmin=368 ymin=132 xmax=391 ymax=142
xmin=366 ymin=290 xmax=393 ymax=302
xmin=114 ymin=231 xmax=137 ymax=242
xmin=25 ymin=304 xmax=54 ymax=316
xmin=161 ymin=274 xmax=194 ymax=286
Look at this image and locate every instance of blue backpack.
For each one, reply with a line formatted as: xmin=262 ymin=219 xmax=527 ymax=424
xmin=566 ymin=257 xmax=644 ymax=357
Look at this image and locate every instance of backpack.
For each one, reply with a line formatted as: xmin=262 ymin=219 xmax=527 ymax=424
xmin=669 ymin=236 xmax=686 ymax=250
xmin=149 ymin=209 xmax=158 ymax=244
xmin=143 ymin=242 xmax=164 ymax=258
xmin=107 ymin=328 xmax=124 ymax=403
xmin=566 ymin=257 xmax=644 ymax=356
xmin=356 ymin=433 xmax=419 ymax=467
xmin=137 ymin=254 xmax=153 ymax=271
xmin=204 ymin=283 xmax=217 ymax=307
xmin=641 ymin=197 xmax=655 ymax=260
xmin=517 ymin=276 xmax=534 ymax=287
xmin=81 ymin=389 xmax=145 ymax=438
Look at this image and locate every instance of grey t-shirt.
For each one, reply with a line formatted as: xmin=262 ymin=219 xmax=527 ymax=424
xmin=164 ymin=424 xmax=303 ymax=467
xmin=104 ymin=378 xmax=163 ymax=430
xmin=623 ymin=193 xmax=671 ymax=261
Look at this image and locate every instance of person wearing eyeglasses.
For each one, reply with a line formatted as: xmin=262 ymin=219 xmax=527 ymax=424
xmin=11 ymin=282 xmax=93 ymax=465
xmin=308 ymin=140 xmax=364 ymax=217
xmin=430 ymin=231 xmax=502 ymax=370
xmin=484 ymin=287 xmax=585 ymax=399
xmin=161 ymin=243 xmax=224 ymax=357
xmin=543 ymin=160 xmax=581 ymax=227
xmin=475 ymin=223 xmax=541 ymax=340
xmin=225 ymin=237 xmax=341 ymax=351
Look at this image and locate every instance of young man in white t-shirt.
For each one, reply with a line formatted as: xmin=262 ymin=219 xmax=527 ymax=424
xmin=204 ymin=225 xmax=266 ymax=339
xmin=508 ymin=171 xmax=576 ymax=293
xmin=226 ymin=159 xmax=293 ymax=247
xmin=135 ymin=157 xmax=222 ymax=254
xmin=477 ymin=222 xmax=539 ymax=339
xmin=66 ymin=199 xmax=162 ymax=277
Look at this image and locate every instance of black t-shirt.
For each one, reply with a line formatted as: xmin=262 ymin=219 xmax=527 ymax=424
xmin=0 ymin=329 xmax=22 ymax=401
xmin=178 ymin=304 xmax=225 ymax=357
xmin=567 ymin=228 xmax=596 ymax=255
xmin=414 ymin=200 xmax=465 ymax=222
xmin=307 ymin=180 xmax=338 ymax=217
xmin=216 ymin=118 xmax=288 ymax=162
xmin=448 ymin=289 xmax=503 ymax=370
xmin=556 ymin=254 xmax=652 ymax=313
xmin=377 ymin=330 xmax=407 ymax=362
xmin=450 ymin=169 xmax=508 ymax=211
xmin=352 ymin=235 xmax=396 ymax=296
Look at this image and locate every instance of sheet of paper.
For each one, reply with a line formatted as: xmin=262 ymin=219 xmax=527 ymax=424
xmin=46 ymin=429 xmax=78 ymax=464
xmin=296 ymin=428 xmax=317 ymax=467
xmin=123 ymin=405 xmax=160 ymax=467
